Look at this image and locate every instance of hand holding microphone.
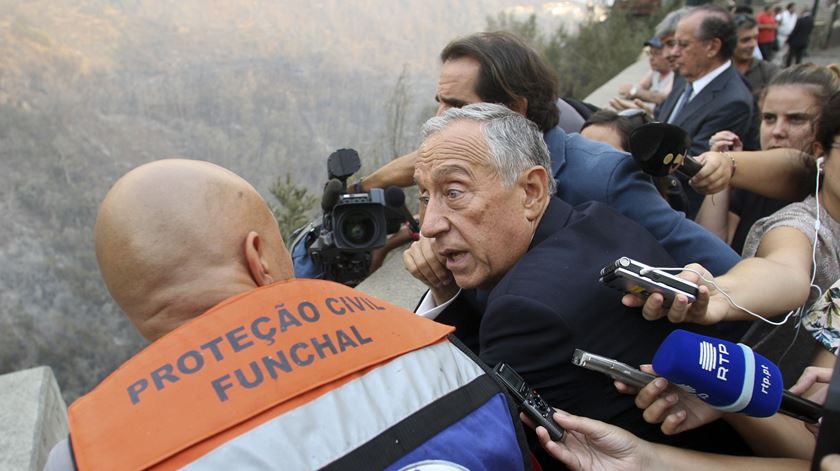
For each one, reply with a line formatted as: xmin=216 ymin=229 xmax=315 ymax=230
xmin=629 ymin=122 xmax=703 ymax=178
xmin=651 ymin=330 xmax=822 ymax=423
xmin=614 ymin=363 xmax=723 ymax=435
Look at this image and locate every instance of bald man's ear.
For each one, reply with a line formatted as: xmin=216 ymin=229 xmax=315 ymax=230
xmin=520 ymin=166 xmax=550 ymax=222
xmin=244 ymin=231 xmax=274 ymax=286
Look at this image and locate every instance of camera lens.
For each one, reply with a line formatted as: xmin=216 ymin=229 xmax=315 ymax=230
xmin=340 ymin=210 xmax=376 ymax=247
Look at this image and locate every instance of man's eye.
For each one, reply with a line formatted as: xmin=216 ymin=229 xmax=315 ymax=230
xmin=419 ymin=195 xmax=430 ymax=206
xmin=762 ymin=115 xmax=776 ymax=124
xmin=445 ymin=189 xmax=463 ymax=199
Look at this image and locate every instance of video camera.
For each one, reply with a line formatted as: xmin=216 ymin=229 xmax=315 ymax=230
xmin=300 ymin=149 xmax=411 ymax=286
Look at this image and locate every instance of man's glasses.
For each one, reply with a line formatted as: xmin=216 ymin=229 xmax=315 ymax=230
xmin=673 ymin=38 xmax=708 ymax=49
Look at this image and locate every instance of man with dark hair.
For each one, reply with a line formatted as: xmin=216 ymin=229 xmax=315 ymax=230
xmin=732 ymin=14 xmax=780 ymax=99
xmin=437 ymin=33 xmax=560 ymax=132
xmin=656 ymin=5 xmax=755 ymax=217
xmin=344 ymin=31 xmax=740 ymax=277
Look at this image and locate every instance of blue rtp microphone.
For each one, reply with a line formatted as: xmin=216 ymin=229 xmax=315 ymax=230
xmin=652 ymin=329 xmax=821 ymax=423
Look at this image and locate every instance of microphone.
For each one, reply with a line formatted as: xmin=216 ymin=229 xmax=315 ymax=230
xmin=321 ymin=178 xmax=344 ymax=212
xmin=652 ymin=329 xmax=822 ymax=423
xmin=384 ymin=186 xmax=420 ymax=234
xmin=629 ymin=122 xmax=702 ymax=178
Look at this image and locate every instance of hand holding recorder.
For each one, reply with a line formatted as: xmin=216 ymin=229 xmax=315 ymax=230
xmin=619 ymin=262 xmax=733 ymax=325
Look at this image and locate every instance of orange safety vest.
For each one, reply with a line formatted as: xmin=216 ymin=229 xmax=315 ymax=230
xmin=68 ymin=279 xmax=529 ymax=471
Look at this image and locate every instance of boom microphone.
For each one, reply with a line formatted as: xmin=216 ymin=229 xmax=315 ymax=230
xmin=384 ymin=186 xmax=420 ymax=234
xmin=321 ymin=178 xmax=344 ymax=212
xmin=629 ymin=123 xmax=703 ymax=178
xmin=652 ymin=329 xmax=822 ymax=423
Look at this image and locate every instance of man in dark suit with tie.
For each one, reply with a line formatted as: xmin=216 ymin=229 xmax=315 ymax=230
xmin=785 ymin=8 xmax=815 ymax=66
xmin=656 ymin=5 xmax=754 ymax=218
xmin=408 ymin=102 xmax=749 ymax=470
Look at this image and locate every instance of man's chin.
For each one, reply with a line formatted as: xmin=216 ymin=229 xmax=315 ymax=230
xmin=452 ymin=274 xmax=477 ymax=290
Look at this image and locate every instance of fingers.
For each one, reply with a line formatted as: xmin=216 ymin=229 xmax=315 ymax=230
xmin=822 ymin=454 xmax=840 ymax=471
xmin=790 ymin=366 xmax=834 ymax=395
xmin=622 ymin=293 xmax=645 ymax=308
xmin=660 ymin=409 xmax=690 ymax=435
xmin=635 ymin=377 xmax=669 ymax=410
xmin=685 ymin=285 xmax=712 ymax=324
xmin=402 ymin=237 xmax=451 ymax=288
xmin=665 ymin=295 xmax=692 ymax=323
xmin=639 ymin=364 xmax=657 ymax=375
xmin=709 ymin=141 xmax=732 ymax=152
xmin=520 ymin=412 xmax=536 ymax=430
xmin=608 ymin=98 xmax=630 ymax=111
xmin=632 ymin=99 xmax=652 ymax=115
xmin=535 ymin=426 xmax=578 ymax=467
xmin=550 ymin=410 xmax=608 ymax=440
xmin=614 ymin=380 xmax=639 ymax=396
xmin=689 ymin=152 xmax=730 ymax=195
xmin=641 ymin=293 xmax=666 ymax=321
xmin=634 ymin=378 xmax=691 ymax=435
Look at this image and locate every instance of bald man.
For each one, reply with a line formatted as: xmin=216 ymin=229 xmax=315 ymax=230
xmin=46 ymin=159 xmax=530 ymax=470
xmin=94 ymin=158 xmax=294 ymax=341
xmin=45 ymin=159 xmax=294 ymax=469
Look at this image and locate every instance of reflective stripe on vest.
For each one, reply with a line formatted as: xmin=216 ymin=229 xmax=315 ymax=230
xmin=68 ymin=279 xmax=454 ymax=470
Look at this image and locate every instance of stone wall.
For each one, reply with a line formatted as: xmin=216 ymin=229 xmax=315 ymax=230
xmin=0 ymin=367 xmax=67 ymax=471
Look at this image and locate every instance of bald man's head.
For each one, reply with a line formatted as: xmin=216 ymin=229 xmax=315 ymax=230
xmin=95 ymin=159 xmax=293 ymax=341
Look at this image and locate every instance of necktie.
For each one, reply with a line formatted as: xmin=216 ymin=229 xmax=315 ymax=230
xmin=667 ymin=83 xmax=694 ymax=124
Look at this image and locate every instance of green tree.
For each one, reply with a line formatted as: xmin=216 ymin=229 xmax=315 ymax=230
xmin=486 ymin=8 xmax=668 ymax=99
xmin=269 ymin=174 xmax=318 ymax=245
xmin=486 ymin=12 xmax=542 ymax=45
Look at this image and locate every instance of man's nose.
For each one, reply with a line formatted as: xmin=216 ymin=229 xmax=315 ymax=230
xmin=772 ymin=120 xmax=788 ymax=137
xmin=420 ymin=197 xmax=449 ymax=239
xmin=436 ymin=103 xmax=449 ymax=116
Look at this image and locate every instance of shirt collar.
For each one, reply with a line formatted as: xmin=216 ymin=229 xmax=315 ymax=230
xmin=688 ymin=60 xmax=731 ymax=98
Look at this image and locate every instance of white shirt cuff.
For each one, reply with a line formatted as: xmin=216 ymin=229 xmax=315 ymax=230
xmin=415 ymin=289 xmax=461 ymax=320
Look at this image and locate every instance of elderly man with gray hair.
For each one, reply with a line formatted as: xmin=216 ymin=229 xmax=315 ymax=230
xmin=406 ymin=103 xmax=750 ymax=469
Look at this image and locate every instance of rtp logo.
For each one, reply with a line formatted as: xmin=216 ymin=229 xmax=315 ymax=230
xmin=698 ymin=341 xmax=731 ymax=381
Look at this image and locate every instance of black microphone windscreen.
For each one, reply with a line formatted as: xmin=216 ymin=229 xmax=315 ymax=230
xmin=321 ymin=179 xmax=344 ymax=212
xmin=384 ymin=186 xmax=406 ymax=209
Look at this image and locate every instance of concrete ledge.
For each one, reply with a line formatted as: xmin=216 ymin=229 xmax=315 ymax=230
xmin=0 ymin=366 xmax=68 ymax=471
xmin=357 ymin=248 xmax=426 ymax=311
xmin=584 ymin=57 xmax=650 ymax=108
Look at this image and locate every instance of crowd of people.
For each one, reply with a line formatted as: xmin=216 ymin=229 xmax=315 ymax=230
xmin=44 ymin=3 xmax=839 ymax=470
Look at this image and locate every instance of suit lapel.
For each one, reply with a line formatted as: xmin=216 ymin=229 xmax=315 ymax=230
xmin=657 ymin=75 xmax=684 ymax=121
xmin=675 ymin=66 xmax=733 ymax=127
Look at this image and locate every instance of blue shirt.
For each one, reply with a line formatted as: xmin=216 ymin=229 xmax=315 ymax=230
xmin=546 ymin=127 xmax=739 ymax=275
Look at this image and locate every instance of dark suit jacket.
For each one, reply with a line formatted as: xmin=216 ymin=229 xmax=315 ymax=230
xmin=434 ymin=197 xmax=748 ymax=469
xmin=787 ymin=14 xmax=815 ymax=48
xmin=656 ymin=64 xmax=754 ymax=216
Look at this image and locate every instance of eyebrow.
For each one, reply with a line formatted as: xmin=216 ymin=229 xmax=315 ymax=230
xmin=435 ymin=94 xmax=471 ymax=109
xmin=432 ymin=164 xmax=472 ymax=181
xmin=762 ymin=112 xmax=813 ymax=119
